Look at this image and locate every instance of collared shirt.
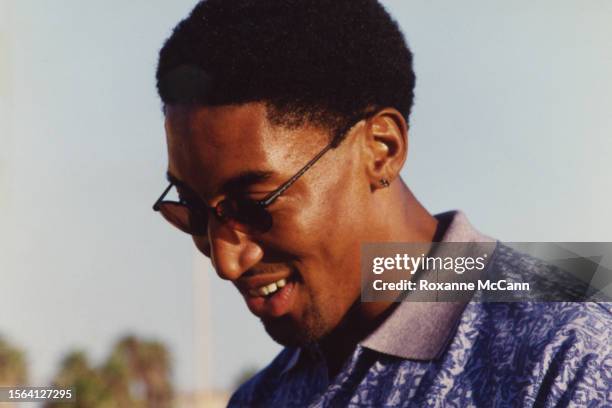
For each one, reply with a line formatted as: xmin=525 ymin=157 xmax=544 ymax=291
xmin=228 ymin=211 xmax=612 ymax=407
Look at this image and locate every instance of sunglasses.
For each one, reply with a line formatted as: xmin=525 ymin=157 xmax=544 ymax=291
xmin=153 ymin=140 xmax=336 ymax=235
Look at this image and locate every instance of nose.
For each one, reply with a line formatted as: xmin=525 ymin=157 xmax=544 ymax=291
xmin=202 ymin=215 xmax=263 ymax=281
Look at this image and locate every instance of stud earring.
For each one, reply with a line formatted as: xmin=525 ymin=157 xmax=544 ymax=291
xmin=380 ymin=178 xmax=390 ymax=188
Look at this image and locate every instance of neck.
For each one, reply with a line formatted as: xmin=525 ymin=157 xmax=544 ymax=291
xmin=318 ymin=300 xmax=399 ymax=379
xmin=319 ymin=179 xmax=439 ymax=379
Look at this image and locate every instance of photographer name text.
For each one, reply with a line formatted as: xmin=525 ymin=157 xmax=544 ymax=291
xmin=372 ymin=279 xmax=530 ymax=292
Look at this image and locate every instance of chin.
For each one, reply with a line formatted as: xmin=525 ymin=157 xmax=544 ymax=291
xmin=262 ymin=307 xmax=328 ymax=347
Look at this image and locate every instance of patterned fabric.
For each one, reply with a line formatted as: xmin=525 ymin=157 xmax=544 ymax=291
xmin=228 ymin=213 xmax=612 ymax=407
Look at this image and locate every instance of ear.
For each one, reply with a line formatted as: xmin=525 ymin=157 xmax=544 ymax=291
xmin=362 ymin=108 xmax=408 ymax=190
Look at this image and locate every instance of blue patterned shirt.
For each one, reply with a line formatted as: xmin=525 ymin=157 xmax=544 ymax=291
xmin=229 ymin=212 xmax=612 ymax=407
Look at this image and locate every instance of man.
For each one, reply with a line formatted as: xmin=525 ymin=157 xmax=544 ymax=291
xmin=153 ymin=0 xmax=611 ymax=406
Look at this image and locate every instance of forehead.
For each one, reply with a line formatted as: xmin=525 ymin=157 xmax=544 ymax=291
xmin=164 ymin=103 xmax=326 ymax=195
xmin=166 ymin=103 xmax=268 ymax=160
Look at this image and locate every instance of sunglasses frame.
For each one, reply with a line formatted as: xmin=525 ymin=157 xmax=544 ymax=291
xmin=152 ymin=111 xmax=377 ymax=236
xmin=153 ymin=141 xmax=335 ymax=235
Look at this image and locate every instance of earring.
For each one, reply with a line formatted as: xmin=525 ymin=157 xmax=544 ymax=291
xmin=380 ymin=178 xmax=390 ymax=188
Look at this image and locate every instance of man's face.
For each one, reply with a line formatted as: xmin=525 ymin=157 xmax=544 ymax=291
xmin=164 ymin=103 xmax=371 ymax=346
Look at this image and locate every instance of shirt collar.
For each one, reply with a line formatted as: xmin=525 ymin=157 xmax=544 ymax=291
xmin=360 ymin=210 xmax=496 ymax=360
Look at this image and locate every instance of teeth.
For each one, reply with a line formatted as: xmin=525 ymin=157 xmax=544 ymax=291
xmin=252 ymin=278 xmax=289 ymax=297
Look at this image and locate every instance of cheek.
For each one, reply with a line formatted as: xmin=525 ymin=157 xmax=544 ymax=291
xmin=296 ymin=184 xmax=365 ymax=280
xmin=319 ymin=180 xmax=367 ymax=252
xmin=262 ymin=158 xmax=368 ymax=277
xmin=316 ymin=184 xmax=368 ymax=296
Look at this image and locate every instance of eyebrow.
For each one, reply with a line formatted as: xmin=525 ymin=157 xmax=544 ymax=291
xmin=166 ymin=170 xmax=274 ymax=196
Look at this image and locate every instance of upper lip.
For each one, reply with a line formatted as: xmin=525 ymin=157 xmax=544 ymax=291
xmin=236 ymin=271 xmax=293 ymax=294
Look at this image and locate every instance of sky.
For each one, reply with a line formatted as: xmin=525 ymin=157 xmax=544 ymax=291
xmin=1 ymin=0 xmax=611 ymax=393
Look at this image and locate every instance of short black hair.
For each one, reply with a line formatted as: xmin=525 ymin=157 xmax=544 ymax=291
xmin=156 ymin=0 xmax=415 ymax=142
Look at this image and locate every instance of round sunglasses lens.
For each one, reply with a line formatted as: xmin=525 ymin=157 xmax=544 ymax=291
xmin=159 ymin=202 xmax=208 ymax=235
xmin=217 ymin=198 xmax=273 ymax=233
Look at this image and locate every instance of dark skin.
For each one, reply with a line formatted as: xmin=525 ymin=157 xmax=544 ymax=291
xmin=164 ymin=102 xmax=438 ymax=380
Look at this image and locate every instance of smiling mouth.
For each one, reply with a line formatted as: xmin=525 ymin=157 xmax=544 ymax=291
xmin=241 ymin=271 xmax=300 ymax=319
xmin=248 ymin=278 xmax=288 ymax=297
xmin=242 ymin=268 xmax=301 ymax=298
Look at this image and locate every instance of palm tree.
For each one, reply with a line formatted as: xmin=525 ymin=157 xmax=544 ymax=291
xmin=46 ymin=351 xmax=114 ymax=408
xmin=114 ymin=336 xmax=173 ymax=408
xmin=46 ymin=335 xmax=174 ymax=408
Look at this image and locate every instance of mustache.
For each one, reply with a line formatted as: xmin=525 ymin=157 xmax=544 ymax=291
xmin=243 ymin=264 xmax=297 ymax=277
xmin=242 ymin=248 xmax=299 ymax=277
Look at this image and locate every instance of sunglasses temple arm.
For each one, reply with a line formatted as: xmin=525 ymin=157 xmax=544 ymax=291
xmin=152 ymin=182 xmax=174 ymax=211
xmin=260 ymin=143 xmax=334 ymax=206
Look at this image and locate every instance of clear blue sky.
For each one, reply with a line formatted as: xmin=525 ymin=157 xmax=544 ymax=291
xmin=1 ymin=0 xmax=611 ymax=392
